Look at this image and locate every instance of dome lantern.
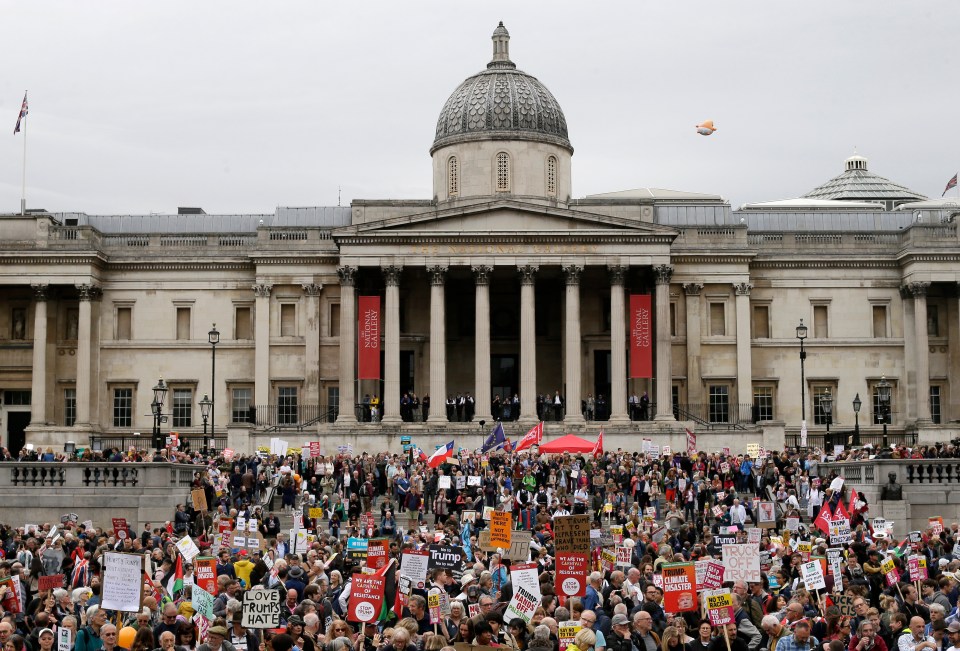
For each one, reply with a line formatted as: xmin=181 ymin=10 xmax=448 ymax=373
xmin=489 ymin=21 xmax=515 ymax=70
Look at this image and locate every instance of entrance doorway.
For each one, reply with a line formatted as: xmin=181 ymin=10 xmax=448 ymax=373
xmin=491 ymin=354 xmax=518 ymax=419
xmin=594 ymin=350 xmax=611 ymax=421
xmin=6 ymin=411 xmax=30 ymax=455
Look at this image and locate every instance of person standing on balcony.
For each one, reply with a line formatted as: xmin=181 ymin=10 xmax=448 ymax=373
xmin=639 ymin=391 xmax=650 ymax=421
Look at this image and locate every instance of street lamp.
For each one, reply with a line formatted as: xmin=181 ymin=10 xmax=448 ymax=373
xmin=199 ymin=393 xmax=212 ymax=452
xmin=152 ymin=377 xmax=168 ymax=450
xmin=208 ymin=324 xmax=219 ymax=450
xmin=796 ymin=320 xmax=808 ymax=450
xmin=852 ymin=393 xmax=862 ymax=447
xmin=821 ymin=388 xmax=833 ymax=451
xmin=877 ymin=376 xmax=891 ymax=449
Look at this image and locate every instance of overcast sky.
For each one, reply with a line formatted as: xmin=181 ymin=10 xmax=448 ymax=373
xmin=2 ymin=1 xmax=957 ymax=215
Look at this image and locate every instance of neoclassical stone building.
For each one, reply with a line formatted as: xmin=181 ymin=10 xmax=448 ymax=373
xmin=2 ymin=24 xmax=959 ymax=455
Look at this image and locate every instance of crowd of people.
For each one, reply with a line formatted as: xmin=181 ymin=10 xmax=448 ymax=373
xmin=1 ymin=440 xmax=960 ymax=651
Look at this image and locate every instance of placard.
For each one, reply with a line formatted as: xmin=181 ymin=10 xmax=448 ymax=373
xmin=800 ymin=560 xmax=825 ymax=591
xmin=468 ymin=476 xmax=482 ymax=487
xmin=111 ymin=518 xmax=129 ymax=540
xmin=616 ymin=546 xmax=633 ymax=567
xmin=504 ymin=585 xmax=539 ymax=624
xmin=194 ymin=557 xmax=217 ymax=595
xmin=366 ymin=539 xmax=389 ymax=571
xmin=101 ymin=552 xmax=144 ymax=612
xmin=510 ymin=562 xmax=542 ymax=602
xmin=176 ymin=535 xmax=201 ymax=563
xmin=553 ymin=515 xmax=591 ymax=553
xmin=829 ymin=519 xmax=851 ymax=545
xmin=661 ymin=563 xmax=697 ymax=613
xmin=478 ymin=530 xmax=496 ymax=552
xmin=796 ymin=541 xmax=812 ymax=561
xmin=507 ymin=530 xmax=532 ymax=561
xmin=438 ymin=475 xmax=452 ymax=489
xmin=38 ymin=574 xmax=65 ymax=592
xmin=348 ymin=537 xmax=369 ymax=561
xmin=192 ymin=584 xmax=215 ymax=619
xmin=695 ymin=560 xmax=725 ymax=590
xmin=57 ymin=629 xmax=72 ymax=651
xmin=241 ymin=588 xmax=281 ymax=628
xmin=191 ymin=489 xmax=208 ymax=512
xmin=558 ymin=622 xmax=581 ymax=651
xmin=786 ymin=517 xmax=800 ymax=532
xmin=757 ymin=502 xmax=776 ymax=527
xmin=721 ymin=544 xmax=760 ymax=583
xmin=428 ymin=589 xmax=442 ymax=624
xmin=834 ymin=594 xmax=857 ymax=617
xmin=705 ymin=590 xmax=734 ymax=626
xmin=826 ymin=548 xmax=844 ymax=585
xmin=881 ymin=556 xmax=900 ymax=587
xmin=428 ymin=545 xmax=465 ymax=572
xmin=747 ymin=528 xmax=762 ymax=544
xmin=489 ymin=511 xmax=512 ymax=548
xmin=930 ymin=517 xmax=944 ymax=535
xmin=908 ymin=555 xmax=928 ymax=582
xmin=555 ymin=552 xmax=588 ymax=597
xmin=349 ymin=574 xmax=385 ymax=623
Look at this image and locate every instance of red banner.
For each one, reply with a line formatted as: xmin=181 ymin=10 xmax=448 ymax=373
xmin=554 ymin=552 xmax=589 ymax=598
xmin=358 ymin=296 xmax=381 ymax=380
xmin=194 ymin=557 xmax=218 ymax=595
xmin=629 ymin=294 xmax=653 ymax=378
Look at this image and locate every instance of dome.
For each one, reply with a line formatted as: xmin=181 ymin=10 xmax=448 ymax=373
xmin=431 ymin=22 xmax=572 ymax=154
xmin=802 ymin=152 xmax=927 ymax=207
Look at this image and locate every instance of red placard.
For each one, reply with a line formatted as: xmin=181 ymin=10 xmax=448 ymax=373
xmin=366 ymin=539 xmax=389 ymax=571
xmin=38 ymin=574 xmax=64 ymax=592
xmin=112 ymin=518 xmax=129 ymax=540
xmin=661 ymin=563 xmax=697 ymax=613
xmin=555 ymin=552 xmax=588 ymax=597
xmin=358 ymin=296 xmax=381 ymax=380
xmin=629 ymin=294 xmax=653 ymax=378
xmin=219 ymin=519 xmax=234 ymax=534
xmin=0 ymin=577 xmax=21 ymax=613
xmin=194 ymin=557 xmax=218 ymax=595
xmin=308 ymin=442 xmax=321 ymax=458
xmin=349 ymin=574 xmax=385 ymax=623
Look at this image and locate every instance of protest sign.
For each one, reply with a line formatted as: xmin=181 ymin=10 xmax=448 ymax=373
xmin=461 ymin=510 xmax=477 ymax=523
xmin=758 ymin=502 xmax=776 ymax=527
xmin=194 ymin=557 xmax=218 ymax=595
xmin=366 ymin=539 xmax=389 ymax=571
xmin=309 ymin=507 xmax=324 ymax=519
xmin=800 ymin=560 xmax=826 ymax=591
xmin=829 ymin=519 xmax=851 ymax=545
xmin=930 ymin=517 xmax=944 ymax=535
xmin=881 ymin=557 xmax=900 ymax=587
xmin=600 ymin=549 xmax=617 ymax=573
xmin=786 ymin=517 xmax=801 ymax=532
xmin=826 ymin=548 xmax=844 ymax=585
xmin=554 ymin=515 xmax=591 ymax=553
xmin=349 ymin=574 xmax=385 ymax=623
xmin=242 ymin=588 xmax=281 ymax=628
xmin=101 ymin=552 xmax=144 ymax=612
xmin=400 ymin=550 xmax=429 ymax=589
xmin=111 ymin=518 xmax=129 ymax=539
xmin=558 ymin=622 xmax=581 ymax=651
xmin=796 ymin=541 xmax=812 ymax=562
xmin=192 ymin=584 xmax=215 ymax=619
xmin=610 ymin=525 xmax=623 ymax=544
xmin=722 ymin=544 xmax=760 ymax=583
xmin=747 ymin=528 xmax=762 ymax=544
xmin=489 ymin=511 xmax=513 ymax=548
xmin=908 ymin=555 xmax=928 ymax=582
xmin=505 ymin=585 xmax=539 ymax=624
xmin=191 ymin=489 xmax=208 ymax=512
xmin=428 ymin=589 xmax=442 ymax=624
xmin=309 ymin=441 xmax=321 ymax=458
xmin=834 ymin=594 xmax=857 ymax=617
xmin=478 ymin=530 xmax=496 ymax=552
xmin=176 ymin=535 xmax=201 ymax=563
xmin=616 ymin=546 xmax=633 ymax=567
xmin=57 ymin=629 xmax=72 ymax=651
xmin=467 ymin=475 xmax=481 ymax=487
xmin=661 ymin=563 xmax=697 ymax=613
xmin=705 ymin=590 xmax=734 ymax=627
xmin=38 ymin=574 xmax=64 ymax=592
xmin=712 ymin=506 xmax=724 ymax=518
xmin=348 ymin=537 xmax=369 ymax=561
xmin=510 ymin=562 xmax=541 ymax=602
xmin=695 ymin=560 xmax=725 ymax=590
xmin=872 ymin=518 xmax=886 ymax=533
xmin=555 ymin=553 xmax=588 ymax=597
xmin=720 ymin=462 xmax=730 ymax=474
xmin=428 ymin=545 xmax=466 ymax=572
xmin=438 ymin=476 xmax=452 ymax=490
xmin=507 ymin=530 xmax=532 ymax=561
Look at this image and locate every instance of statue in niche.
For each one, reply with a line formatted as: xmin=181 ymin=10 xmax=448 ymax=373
xmin=11 ymin=309 xmax=25 ymax=340
xmin=880 ymin=472 xmax=903 ymax=500
xmin=66 ymin=309 xmax=79 ymax=340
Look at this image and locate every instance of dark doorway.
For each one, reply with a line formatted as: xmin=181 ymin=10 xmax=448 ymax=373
xmin=491 ymin=354 xmax=518 ymax=407
xmin=400 ymin=351 xmax=415 ymax=396
xmin=6 ymin=411 xmax=30 ymax=456
xmin=594 ymin=350 xmax=611 ymax=420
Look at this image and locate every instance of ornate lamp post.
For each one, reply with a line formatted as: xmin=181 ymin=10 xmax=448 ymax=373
xmin=796 ymin=320 xmax=808 ymax=450
xmin=208 ymin=324 xmax=219 ymax=448
xmin=152 ymin=377 xmax=168 ymax=450
xmin=852 ymin=393 xmax=862 ymax=447
xmin=877 ymin=376 xmax=891 ymax=449
xmin=199 ymin=393 xmax=212 ymax=452
xmin=821 ymin=387 xmax=833 ymax=451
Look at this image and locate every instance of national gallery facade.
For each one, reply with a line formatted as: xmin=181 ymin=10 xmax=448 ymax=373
xmin=2 ymin=24 xmax=959 ymax=454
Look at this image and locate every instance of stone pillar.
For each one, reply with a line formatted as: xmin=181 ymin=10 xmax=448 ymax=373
xmin=336 ymin=267 xmax=357 ymax=424
xmin=253 ymin=284 xmax=272 ymax=410
xmin=427 ymin=266 xmax=448 ymax=423
xmin=75 ymin=284 xmax=100 ymax=426
xmin=910 ymin=282 xmax=932 ymax=423
xmin=609 ymin=266 xmax=630 ymax=423
xmin=683 ymin=283 xmax=703 ymax=408
xmin=302 ymin=283 xmax=323 ymax=409
xmin=381 ymin=266 xmax=403 ymax=424
xmin=519 ymin=265 xmax=538 ymax=423
xmin=734 ymin=283 xmax=753 ymax=423
xmin=473 ymin=265 xmax=493 ymax=423
xmin=30 ymin=284 xmax=49 ymax=425
xmin=653 ymin=265 xmax=675 ymax=421
xmin=563 ymin=265 xmax=584 ymax=424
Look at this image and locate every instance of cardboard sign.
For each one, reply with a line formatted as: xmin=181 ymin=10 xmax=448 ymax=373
xmin=705 ymin=589 xmax=734 ymax=626
xmin=489 ymin=511 xmax=513 ymax=548
xmin=834 ymin=594 xmax=857 ymax=617
xmin=662 ymin=562 xmax=697 ymax=613
xmin=38 ymin=574 xmax=64 ymax=592
xmin=191 ymin=489 xmax=208 ymax=512
xmin=908 ymin=555 xmax=928 ymax=582
xmin=101 ymin=552 xmax=144 ymax=613
xmin=554 ymin=515 xmax=591 ymax=553
xmin=507 ymin=530 xmax=532 ymax=562
xmin=194 ymin=557 xmax=217 ymax=595
xmin=881 ymin=556 xmax=900 ymax=587
xmin=722 ymin=544 xmax=760 ymax=583
xmin=366 ymin=539 xmax=389 ymax=571
xmin=242 ymin=588 xmax=281 ymax=628
xmin=695 ymin=560 xmax=725 ymax=590
xmin=478 ymin=530 xmax=496 ymax=552
xmin=349 ymin=574 xmax=385 ymax=623
xmin=800 ymin=560 xmax=826 ymax=591
xmin=555 ymin=552 xmax=588 ymax=597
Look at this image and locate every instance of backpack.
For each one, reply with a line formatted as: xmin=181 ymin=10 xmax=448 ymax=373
xmin=330 ymin=584 xmax=347 ymax=616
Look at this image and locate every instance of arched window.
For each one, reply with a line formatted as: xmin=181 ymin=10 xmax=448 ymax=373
xmin=496 ymin=152 xmax=510 ymax=192
xmin=447 ymin=156 xmax=459 ymax=197
xmin=546 ymin=156 xmax=557 ymax=196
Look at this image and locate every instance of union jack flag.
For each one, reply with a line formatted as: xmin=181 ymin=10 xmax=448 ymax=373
xmin=13 ymin=92 xmax=27 ymax=135
xmin=943 ymin=173 xmax=958 ymax=197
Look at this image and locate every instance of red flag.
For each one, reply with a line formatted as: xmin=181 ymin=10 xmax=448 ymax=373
xmin=685 ymin=428 xmax=697 ymax=457
xmin=833 ymin=499 xmax=851 ymax=522
xmin=814 ymin=503 xmax=833 ymax=534
xmin=592 ymin=430 xmax=604 ymax=458
xmin=514 ymin=422 xmax=543 ymax=452
xmin=427 ymin=441 xmax=455 ymax=468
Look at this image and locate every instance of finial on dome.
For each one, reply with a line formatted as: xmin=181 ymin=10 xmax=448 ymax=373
xmin=845 ymin=149 xmax=868 ymax=172
xmin=488 ymin=21 xmax=516 ymax=69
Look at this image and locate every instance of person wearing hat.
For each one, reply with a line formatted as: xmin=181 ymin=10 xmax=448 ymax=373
xmin=285 ymin=565 xmax=307 ymax=600
xmin=229 ymin=610 xmax=260 ymax=651
xmin=197 ymin=626 xmax=234 ymax=651
xmin=606 ymin=614 xmax=634 ymax=651
xmin=285 ymin=616 xmax=313 ymax=651
xmin=453 ymin=572 xmax=477 ymax=601
xmin=944 ymin=622 xmax=960 ymax=651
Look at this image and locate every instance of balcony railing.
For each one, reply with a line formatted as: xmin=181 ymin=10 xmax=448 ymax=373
xmin=249 ymin=405 xmax=337 ymax=430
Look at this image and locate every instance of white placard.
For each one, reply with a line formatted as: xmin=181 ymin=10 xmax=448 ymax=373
xmin=101 ymin=552 xmax=143 ymax=612
xmin=242 ymin=588 xmax=281 ymax=628
xmin=721 ymin=544 xmax=760 ymax=583
xmin=57 ymin=629 xmax=72 ymax=651
xmin=175 ymin=535 xmax=201 ymax=563
xmin=438 ymin=476 xmax=452 ymax=489
xmin=800 ymin=560 xmax=826 ymax=590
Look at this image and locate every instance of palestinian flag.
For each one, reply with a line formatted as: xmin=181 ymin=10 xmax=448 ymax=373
xmin=166 ymin=553 xmax=184 ymax=599
xmin=891 ymin=537 xmax=911 ymax=558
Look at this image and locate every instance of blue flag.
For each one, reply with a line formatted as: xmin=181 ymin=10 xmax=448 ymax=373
xmin=461 ymin=519 xmax=473 ymax=562
xmin=481 ymin=422 xmax=506 ymax=453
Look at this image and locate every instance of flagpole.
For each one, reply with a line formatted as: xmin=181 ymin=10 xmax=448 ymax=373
xmin=20 ymin=91 xmax=27 ymax=216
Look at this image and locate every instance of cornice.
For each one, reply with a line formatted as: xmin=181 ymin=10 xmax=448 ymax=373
xmin=670 ymin=254 xmax=755 ymax=264
xmin=0 ymin=253 xmax=107 ymax=266
xmin=253 ymin=256 xmax=341 ymax=265
xmin=750 ymin=259 xmax=901 ymax=269
xmin=336 ymin=233 xmax=675 ymax=246
xmin=897 ymin=253 xmax=960 ymax=264
xmin=106 ymin=261 xmax=254 ymax=271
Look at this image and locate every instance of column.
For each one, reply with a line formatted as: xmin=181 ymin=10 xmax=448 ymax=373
xmin=427 ymin=266 xmax=448 ymax=423
xmin=473 ymin=265 xmax=493 ymax=423
xmin=653 ymin=265 xmax=675 ymax=420
xmin=30 ymin=284 xmax=49 ymax=425
xmin=336 ymin=267 xmax=357 ymax=423
xmin=683 ymin=283 xmax=703 ymax=408
xmin=302 ymin=283 xmax=323 ymax=409
xmin=609 ymin=266 xmax=629 ymax=423
xmin=518 ymin=265 xmax=538 ymax=423
xmin=381 ymin=266 xmax=402 ymax=424
xmin=563 ymin=265 xmax=584 ymax=424
xmin=75 ymin=284 xmax=100 ymax=426
xmin=910 ymin=281 xmax=932 ymax=423
xmin=253 ymin=284 xmax=272 ymax=411
xmin=734 ymin=283 xmax=753 ymax=424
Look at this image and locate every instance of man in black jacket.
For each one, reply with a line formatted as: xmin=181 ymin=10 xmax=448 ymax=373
xmin=607 ymin=615 xmax=635 ymax=651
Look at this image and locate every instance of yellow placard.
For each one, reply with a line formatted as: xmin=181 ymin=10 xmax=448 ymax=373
xmin=309 ymin=508 xmax=324 ymax=519
xmin=707 ymin=593 xmax=733 ymax=609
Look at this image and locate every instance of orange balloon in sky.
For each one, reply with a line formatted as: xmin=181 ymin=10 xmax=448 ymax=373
xmin=696 ymin=120 xmax=717 ymax=136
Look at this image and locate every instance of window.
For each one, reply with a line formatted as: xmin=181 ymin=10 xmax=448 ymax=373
xmin=496 ymin=152 xmax=510 ymax=192
xmin=928 ymin=304 xmax=940 ymax=337
xmin=753 ymin=386 xmax=774 ymax=422
xmin=448 ymin=156 xmax=459 ymax=197
xmin=709 ymin=303 xmax=725 ymax=336
xmin=669 ymin=302 xmax=677 ymax=337
xmin=930 ymin=385 xmax=943 ymax=425
xmin=113 ymin=388 xmax=133 ymax=427
xmin=64 ymin=388 xmax=76 ymax=427
xmin=330 ymin=303 xmax=341 ymax=337
xmin=172 ymin=388 xmax=192 ymax=428
xmin=813 ymin=305 xmax=828 ymax=338
xmin=235 ymin=306 xmax=252 ymax=340
xmin=116 ymin=306 xmax=132 ymax=340
xmin=812 ymin=385 xmax=835 ymax=425
xmin=278 ymin=386 xmax=299 ymax=425
xmin=708 ymin=385 xmax=729 ymax=423
xmin=871 ymin=382 xmax=895 ymax=425
xmin=752 ymin=305 xmax=769 ymax=339
xmin=231 ymin=387 xmax=253 ymax=423
xmin=872 ymin=305 xmax=888 ymax=338
xmin=328 ymin=386 xmax=340 ymax=419
xmin=280 ymin=303 xmax=296 ymax=337
xmin=3 ymin=390 xmax=31 ymax=405
xmin=176 ymin=307 xmax=191 ymax=340
xmin=547 ymin=156 xmax=557 ymax=196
